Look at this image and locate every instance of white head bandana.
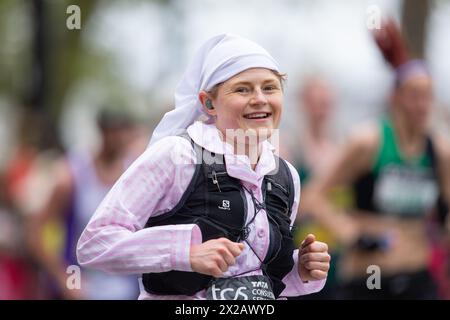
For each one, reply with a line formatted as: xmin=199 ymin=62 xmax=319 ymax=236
xmin=148 ymin=33 xmax=280 ymax=146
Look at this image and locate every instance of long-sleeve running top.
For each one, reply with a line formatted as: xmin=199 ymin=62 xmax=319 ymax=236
xmin=77 ymin=121 xmax=326 ymax=299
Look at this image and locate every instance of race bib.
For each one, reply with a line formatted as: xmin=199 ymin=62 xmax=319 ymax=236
xmin=205 ymin=275 xmax=275 ymax=300
xmin=373 ymin=164 xmax=438 ymax=216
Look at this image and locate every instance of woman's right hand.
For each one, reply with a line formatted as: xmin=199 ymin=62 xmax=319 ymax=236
xmin=190 ymin=237 xmax=244 ymax=278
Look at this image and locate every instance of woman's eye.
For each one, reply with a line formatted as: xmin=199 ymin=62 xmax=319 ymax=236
xmin=264 ymin=85 xmax=278 ymax=91
xmin=235 ymin=87 xmax=249 ymax=93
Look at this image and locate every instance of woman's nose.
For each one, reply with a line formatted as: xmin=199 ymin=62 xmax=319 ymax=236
xmin=250 ymin=88 xmax=268 ymax=105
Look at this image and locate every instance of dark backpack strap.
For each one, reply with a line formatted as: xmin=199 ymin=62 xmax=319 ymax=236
xmin=265 ymin=156 xmax=295 ymax=216
xmin=262 ymin=156 xmax=296 ymax=297
xmin=426 ymin=135 xmax=437 ymax=172
xmin=426 ymin=135 xmax=449 ymax=225
xmin=280 ymin=157 xmax=295 ymax=214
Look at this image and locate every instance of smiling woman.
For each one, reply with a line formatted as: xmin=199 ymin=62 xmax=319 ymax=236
xmin=198 ymin=68 xmax=284 ymax=168
xmin=200 ymin=68 xmax=283 ymax=131
xmin=76 ymin=33 xmax=330 ymax=300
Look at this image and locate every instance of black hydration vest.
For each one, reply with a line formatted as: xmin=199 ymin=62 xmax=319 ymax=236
xmin=142 ymin=135 xmax=296 ymax=298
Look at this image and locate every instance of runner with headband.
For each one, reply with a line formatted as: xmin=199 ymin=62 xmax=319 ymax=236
xmin=76 ymin=33 xmax=329 ymax=300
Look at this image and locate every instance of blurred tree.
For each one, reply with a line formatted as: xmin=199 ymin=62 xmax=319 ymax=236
xmin=0 ymin=0 xmax=32 ymax=100
xmin=27 ymin=0 xmax=98 ymax=151
xmin=401 ymin=0 xmax=430 ymax=59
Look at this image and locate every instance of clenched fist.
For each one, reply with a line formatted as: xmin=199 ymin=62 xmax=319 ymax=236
xmin=190 ymin=237 xmax=244 ymax=278
xmin=298 ymin=234 xmax=330 ymax=282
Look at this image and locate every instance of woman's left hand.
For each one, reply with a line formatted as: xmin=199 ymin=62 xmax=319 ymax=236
xmin=298 ymin=234 xmax=330 ymax=282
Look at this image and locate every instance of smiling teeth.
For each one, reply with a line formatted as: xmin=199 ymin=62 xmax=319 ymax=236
xmin=245 ymin=113 xmax=269 ymax=119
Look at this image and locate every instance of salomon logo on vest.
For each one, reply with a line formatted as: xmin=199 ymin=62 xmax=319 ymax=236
xmin=218 ymin=200 xmax=231 ymax=211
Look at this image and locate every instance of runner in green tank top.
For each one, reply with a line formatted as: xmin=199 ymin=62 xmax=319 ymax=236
xmin=370 ymin=117 xmax=438 ymax=217
xmin=302 ymin=20 xmax=450 ymax=299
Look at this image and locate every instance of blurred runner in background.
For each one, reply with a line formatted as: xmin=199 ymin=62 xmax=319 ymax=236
xmin=27 ymin=107 xmax=143 ymax=299
xmin=303 ymin=19 xmax=450 ymax=299
xmin=287 ymin=75 xmax=351 ymax=299
xmin=0 ymin=111 xmax=41 ymax=299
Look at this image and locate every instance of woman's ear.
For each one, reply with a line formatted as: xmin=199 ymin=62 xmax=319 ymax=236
xmin=199 ymin=91 xmax=216 ymax=116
